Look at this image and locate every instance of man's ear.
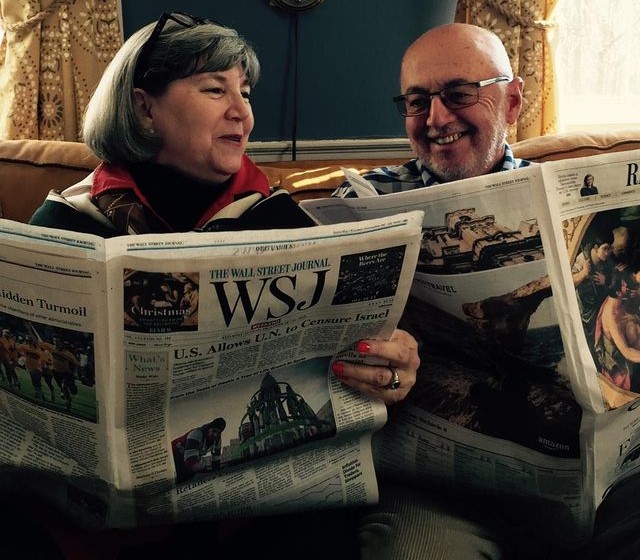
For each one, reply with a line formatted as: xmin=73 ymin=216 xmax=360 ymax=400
xmin=505 ymin=76 xmax=524 ymax=126
xmin=133 ymin=88 xmax=155 ymax=130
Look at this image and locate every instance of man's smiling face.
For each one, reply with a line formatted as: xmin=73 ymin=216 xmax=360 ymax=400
xmin=400 ymin=24 xmax=523 ymax=182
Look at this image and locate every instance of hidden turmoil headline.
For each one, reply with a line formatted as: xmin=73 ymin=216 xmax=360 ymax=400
xmin=0 ymin=289 xmax=86 ymax=316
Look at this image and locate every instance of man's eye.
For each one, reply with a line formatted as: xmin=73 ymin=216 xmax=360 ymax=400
xmin=408 ymin=96 xmax=429 ymax=110
xmin=444 ymin=89 xmax=475 ymax=104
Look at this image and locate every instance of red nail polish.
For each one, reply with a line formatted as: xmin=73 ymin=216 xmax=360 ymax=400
xmin=355 ymin=340 xmax=370 ymax=354
xmin=331 ymin=362 xmax=345 ymax=377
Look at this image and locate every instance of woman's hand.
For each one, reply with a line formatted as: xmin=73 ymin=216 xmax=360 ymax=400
xmin=331 ymin=329 xmax=420 ymax=405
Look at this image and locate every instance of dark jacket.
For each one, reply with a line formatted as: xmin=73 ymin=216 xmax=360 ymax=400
xmin=29 ymin=156 xmax=315 ymax=237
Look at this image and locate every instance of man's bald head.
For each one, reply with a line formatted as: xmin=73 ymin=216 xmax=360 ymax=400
xmin=397 ymin=23 xmax=523 ymax=182
xmin=401 ymin=23 xmax=513 ymax=92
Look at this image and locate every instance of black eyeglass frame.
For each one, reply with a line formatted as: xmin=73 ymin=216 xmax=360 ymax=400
xmin=134 ymin=12 xmax=219 ymax=85
xmin=392 ymin=76 xmax=512 ymax=117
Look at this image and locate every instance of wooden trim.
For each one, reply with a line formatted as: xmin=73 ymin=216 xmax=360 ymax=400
xmin=247 ymin=138 xmax=413 ymax=162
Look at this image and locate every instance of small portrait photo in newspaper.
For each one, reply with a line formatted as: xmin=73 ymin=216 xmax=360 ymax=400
xmin=579 ymin=173 xmax=599 ymax=197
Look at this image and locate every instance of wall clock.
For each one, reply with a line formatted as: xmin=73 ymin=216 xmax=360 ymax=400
xmin=270 ymin=0 xmax=324 ymax=13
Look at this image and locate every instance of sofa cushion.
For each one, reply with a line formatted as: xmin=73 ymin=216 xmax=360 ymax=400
xmin=0 ymin=140 xmax=98 ymax=223
xmin=260 ymin=158 xmax=406 ymax=202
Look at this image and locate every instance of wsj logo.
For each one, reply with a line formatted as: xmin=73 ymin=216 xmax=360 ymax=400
xmin=210 ymin=270 xmax=328 ymax=327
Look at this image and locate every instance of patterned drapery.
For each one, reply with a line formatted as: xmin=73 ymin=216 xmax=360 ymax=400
xmin=0 ymin=0 xmax=122 ymax=140
xmin=456 ymin=0 xmax=558 ymax=141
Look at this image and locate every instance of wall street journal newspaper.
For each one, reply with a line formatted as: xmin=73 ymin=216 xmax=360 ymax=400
xmin=0 ymin=212 xmax=423 ymax=529
xmin=302 ymin=150 xmax=640 ymax=548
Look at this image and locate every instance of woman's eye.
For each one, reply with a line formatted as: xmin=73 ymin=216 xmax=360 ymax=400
xmin=241 ymin=91 xmax=251 ymax=102
xmin=205 ymin=87 xmax=224 ymax=97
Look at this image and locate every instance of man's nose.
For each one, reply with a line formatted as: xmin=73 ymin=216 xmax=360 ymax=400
xmin=425 ymin=95 xmax=456 ymax=128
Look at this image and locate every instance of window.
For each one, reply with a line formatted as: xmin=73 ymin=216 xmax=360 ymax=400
xmin=553 ymin=0 xmax=640 ymax=131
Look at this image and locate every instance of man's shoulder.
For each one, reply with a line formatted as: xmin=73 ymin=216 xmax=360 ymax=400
xmin=333 ymin=148 xmax=534 ymax=199
xmin=516 ymin=158 xmax=533 ymax=168
xmin=361 ymin=159 xmax=423 ymax=181
xmin=333 ymin=159 xmax=424 ymax=198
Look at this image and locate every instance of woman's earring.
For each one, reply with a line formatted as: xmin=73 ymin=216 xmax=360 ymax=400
xmin=148 ymin=128 xmax=156 ymax=135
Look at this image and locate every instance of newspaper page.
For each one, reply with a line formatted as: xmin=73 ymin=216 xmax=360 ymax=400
xmin=0 ymin=212 xmax=423 ymax=528
xmin=533 ymin=148 xmax=640 ymax=538
xmin=0 ymin=221 xmax=112 ymax=526
xmin=301 ymin=166 xmax=592 ymax=547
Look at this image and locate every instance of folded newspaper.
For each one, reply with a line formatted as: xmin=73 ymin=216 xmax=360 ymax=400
xmin=0 ymin=211 xmax=423 ymax=529
xmin=301 ymin=150 xmax=640 ymax=548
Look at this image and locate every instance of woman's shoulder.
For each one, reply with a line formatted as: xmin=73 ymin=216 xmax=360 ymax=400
xmin=29 ymin=197 xmax=118 ymax=238
xmin=28 ymin=177 xmax=118 ymax=238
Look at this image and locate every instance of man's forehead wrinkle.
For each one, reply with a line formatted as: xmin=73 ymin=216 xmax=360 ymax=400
xmin=400 ymin=55 xmax=472 ymax=92
xmin=402 ymin=76 xmax=469 ymax=95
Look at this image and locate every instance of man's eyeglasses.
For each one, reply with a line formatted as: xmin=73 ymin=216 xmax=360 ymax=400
xmin=393 ymin=76 xmax=512 ymax=117
xmin=135 ymin=12 xmax=219 ymax=83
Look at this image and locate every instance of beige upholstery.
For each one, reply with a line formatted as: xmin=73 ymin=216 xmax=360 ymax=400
xmin=1 ymin=130 xmax=640 ymax=224
xmin=511 ymin=129 xmax=640 ymax=162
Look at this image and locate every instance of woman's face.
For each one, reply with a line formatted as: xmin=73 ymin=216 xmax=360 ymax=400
xmin=595 ymin=243 xmax=611 ymax=262
xmin=141 ymin=65 xmax=254 ymax=184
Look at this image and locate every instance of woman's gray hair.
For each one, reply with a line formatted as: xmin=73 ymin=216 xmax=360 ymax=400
xmin=83 ymin=18 xmax=260 ymax=164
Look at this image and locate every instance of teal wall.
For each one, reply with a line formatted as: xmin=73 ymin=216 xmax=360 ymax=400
xmin=121 ymin=1 xmax=457 ymax=142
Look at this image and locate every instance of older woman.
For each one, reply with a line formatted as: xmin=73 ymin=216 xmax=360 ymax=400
xmin=23 ymin=12 xmax=422 ymax=560
xmin=29 ymin=12 xmax=418 ymax=405
xmin=29 ymin=12 xmax=310 ymax=236
xmin=23 ymin=12 xmax=422 ymax=559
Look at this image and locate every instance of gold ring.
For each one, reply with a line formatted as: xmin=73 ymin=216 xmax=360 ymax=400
xmin=385 ymin=366 xmax=400 ymax=390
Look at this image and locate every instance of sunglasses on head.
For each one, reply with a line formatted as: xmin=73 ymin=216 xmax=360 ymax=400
xmin=134 ymin=12 xmax=222 ymax=84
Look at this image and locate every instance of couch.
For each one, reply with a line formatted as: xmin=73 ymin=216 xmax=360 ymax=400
xmin=2 ymin=129 xmax=640 ymax=225
xmin=3 ymin=130 xmax=640 ymax=559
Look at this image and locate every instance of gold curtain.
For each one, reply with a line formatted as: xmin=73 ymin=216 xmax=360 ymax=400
xmin=455 ymin=0 xmax=558 ymax=141
xmin=0 ymin=0 xmax=122 ymax=140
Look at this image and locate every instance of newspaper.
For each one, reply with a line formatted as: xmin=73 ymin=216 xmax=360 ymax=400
xmin=0 ymin=211 xmax=423 ymax=529
xmin=301 ymin=150 xmax=640 ymax=548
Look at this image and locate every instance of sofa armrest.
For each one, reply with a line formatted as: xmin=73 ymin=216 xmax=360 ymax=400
xmin=512 ymin=129 xmax=640 ymax=162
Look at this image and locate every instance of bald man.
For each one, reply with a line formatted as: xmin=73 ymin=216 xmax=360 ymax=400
xmin=334 ymin=23 xmax=530 ymax=198
xmin=346 ymin=23 xmax=636 ymax=560
xmin=337 ymin=23 xmax=533 ymax=560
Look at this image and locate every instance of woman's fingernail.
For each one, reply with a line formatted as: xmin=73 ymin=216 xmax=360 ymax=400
xmin=331 ymin=362 xmax=345 ymax=377
xmin=355 ymin=340 xmax=370 ymax=354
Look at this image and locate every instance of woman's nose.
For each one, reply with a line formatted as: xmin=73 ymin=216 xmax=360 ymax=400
xmin=227 ymin=92 xmax=251 ymax=120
